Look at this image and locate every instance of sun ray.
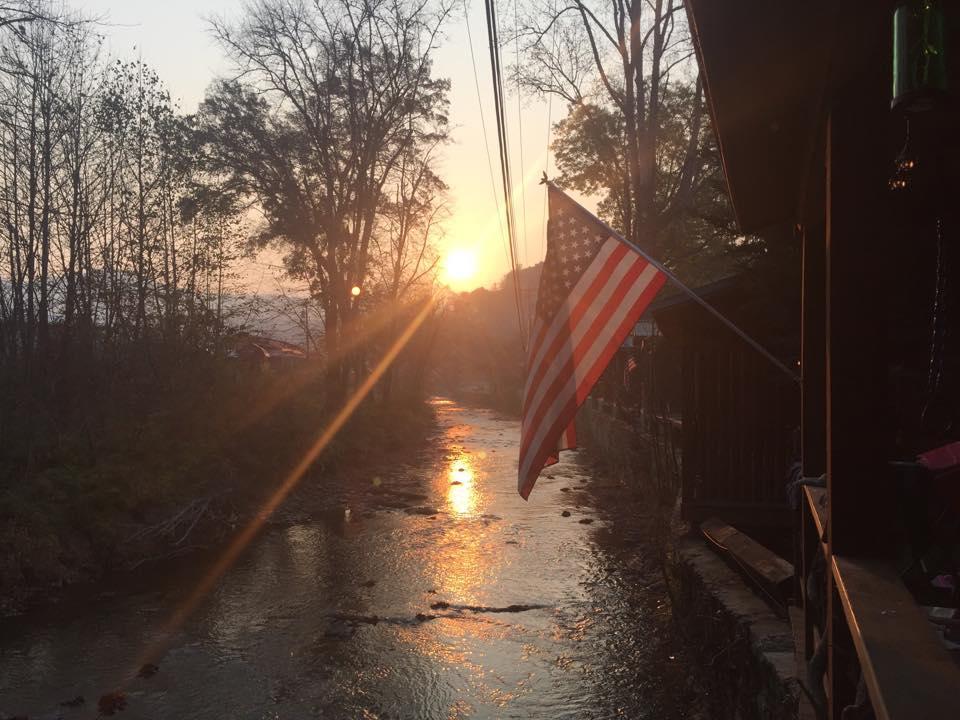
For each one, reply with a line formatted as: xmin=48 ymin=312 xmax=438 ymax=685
xmin=129 ymin=295 xmax=437 ymax=677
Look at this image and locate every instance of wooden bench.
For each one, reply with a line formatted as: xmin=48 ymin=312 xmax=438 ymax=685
xmin=701 ymin=517 xmax=795 ymax=610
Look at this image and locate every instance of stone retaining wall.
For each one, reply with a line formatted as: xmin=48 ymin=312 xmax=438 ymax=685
xmin=672 ymin=537 xmax=800 ymax=720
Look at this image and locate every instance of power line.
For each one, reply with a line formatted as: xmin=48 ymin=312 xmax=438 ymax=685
xmin=541 ymin=0 xmax=557 ymax=266
xmin=463 ymin=0 xmax=510 ymax=268
xmin=514 ymin=0 xmax=528 ymax=269
xmin=484 ymin=0 xmax=526 ymax=352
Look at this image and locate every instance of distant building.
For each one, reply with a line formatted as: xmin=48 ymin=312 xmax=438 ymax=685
xmin=226 ymin=334 xmax=307 ymax=370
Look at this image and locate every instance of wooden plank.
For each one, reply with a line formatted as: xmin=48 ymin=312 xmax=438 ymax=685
xmin=702 ymin=517 xmax=794 ymax=589
xmin=831 ymin=556 xmax=960 ymax=720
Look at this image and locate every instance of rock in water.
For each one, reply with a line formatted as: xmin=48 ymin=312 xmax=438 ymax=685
xmin=561 ymin=510 xmax=571 ymax=517
xmin=138 ymin=663 xmax=159 ymax=678
xmin=98 ymin=691 xmax=127 ymax=715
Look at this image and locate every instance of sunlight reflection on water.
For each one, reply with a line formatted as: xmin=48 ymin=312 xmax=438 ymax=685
xmin=441 ymin=421 xmax=483 ymax=518
xmin=447 ymin=459 xmax=476 ymax=516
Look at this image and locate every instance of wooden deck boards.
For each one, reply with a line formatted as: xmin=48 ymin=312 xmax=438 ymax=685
xmin=831 ymin=556 xmax=960 ymax=720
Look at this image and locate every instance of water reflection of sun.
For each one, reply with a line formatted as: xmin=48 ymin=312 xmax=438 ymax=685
xmin=447 ymin=457 xmax=477 ymax=515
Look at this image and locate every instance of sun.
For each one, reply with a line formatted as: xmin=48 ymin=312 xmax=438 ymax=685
xmin=444 ymin=247 xmax=478 ymax=286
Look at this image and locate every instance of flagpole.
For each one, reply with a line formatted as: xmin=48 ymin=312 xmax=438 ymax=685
xmin=541 ymin=176 xmax=800 ymax=384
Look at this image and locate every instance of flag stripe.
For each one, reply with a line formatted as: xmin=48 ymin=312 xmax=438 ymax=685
xmin=523 ymin=246 xmax=634 ymax=417
xmin=573 ymin=270 xmax=666 ymax=405
xmin=518 ymin=185 xmax=666 ymax=498
xmin=523 ymin=239 xmax=624 ymax=391
xmin=519 ymin=262 xmax=661 ymax=481
xmin=520 ymin=255 xmax=651 ymax=456
xmin=519 ymin=265 xmax=658 ymax=478
xmin=522 ymin=245 xmax=641 ymax=431
xmin=520 ymin=266 xmax=666 ymax=500
xmin=519 ymin=394 xmax=577 ymax=499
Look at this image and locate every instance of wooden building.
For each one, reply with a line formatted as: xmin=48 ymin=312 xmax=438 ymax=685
xmin=684 ymin=2 xmax=960 ymax=717
xmin=651 ymin=277 xmax=799 ymax=534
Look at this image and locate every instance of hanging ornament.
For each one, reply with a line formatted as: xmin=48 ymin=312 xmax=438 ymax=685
xmin=892 ymin=0 xmax=949 ymax=112
xmin=890 ymin=120 xmax=919 ymax=192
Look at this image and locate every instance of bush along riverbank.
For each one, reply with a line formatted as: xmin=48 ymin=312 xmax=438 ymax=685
xmin=0 ymin=356 xmax=436 ymax=614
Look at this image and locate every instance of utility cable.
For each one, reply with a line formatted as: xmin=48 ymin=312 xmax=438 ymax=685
xmin=463 ymin=0 xmax=510 ymax=268
xmin=541 ymin=0 xmax=557 ymax=266
xmin=514 ymin=0 xmax=528 ymax=270
xmin=484 ymin=0 xmax=527 ymax=352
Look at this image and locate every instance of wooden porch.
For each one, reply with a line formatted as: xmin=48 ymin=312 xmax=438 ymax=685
xmin=684 ymin=2 xmax=960 ymax=718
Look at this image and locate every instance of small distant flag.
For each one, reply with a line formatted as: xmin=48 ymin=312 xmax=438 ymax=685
xmin=624 ymin=354 xmax=638 ymax=388
xmin=518 ymin=183 xmax=666 ymax=499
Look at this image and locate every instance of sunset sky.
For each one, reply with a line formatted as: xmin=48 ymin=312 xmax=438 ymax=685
xmin=81 ymin=0 xmax=561 ymax=291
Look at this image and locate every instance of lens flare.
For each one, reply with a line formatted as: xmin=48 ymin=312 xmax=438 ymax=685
xmin=129 ymin=295 xmax=437 ymax=681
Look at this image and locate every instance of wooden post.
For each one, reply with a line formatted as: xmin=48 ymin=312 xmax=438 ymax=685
xmin=824 ymin=6 xmax=896 ymax=717
xmin=801 ymin=217 xmax=826 ymax=478
xmin=825 ymin=5 xmax=895 ymax=560
xmin=680 ymin=341 xmax=695 ymax=519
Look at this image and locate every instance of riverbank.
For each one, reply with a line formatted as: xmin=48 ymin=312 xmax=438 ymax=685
xmin=0 ymin=363 xmax=436 ymax=614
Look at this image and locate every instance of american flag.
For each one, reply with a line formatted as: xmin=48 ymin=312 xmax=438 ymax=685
xmin=518 ymin=184 xmax=666 ymax=499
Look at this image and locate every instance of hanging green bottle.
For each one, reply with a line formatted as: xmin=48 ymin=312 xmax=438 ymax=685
xmin=892 ymin=0 xmax=949 ymax=111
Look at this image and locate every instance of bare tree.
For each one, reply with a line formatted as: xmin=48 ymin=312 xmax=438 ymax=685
xmin=204 ymin=0 xmax=452 ymax=399
xmin=517 ymin=0 xmax=708 ymax=257
xmin=0 ymin=2 xmax=247 ymax=384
